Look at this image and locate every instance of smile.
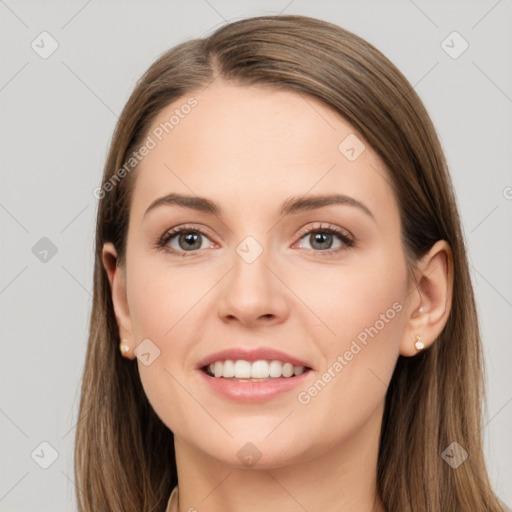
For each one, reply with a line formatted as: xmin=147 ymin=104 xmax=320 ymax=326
xmin=203 ymin=359 xmax=307 ymax=380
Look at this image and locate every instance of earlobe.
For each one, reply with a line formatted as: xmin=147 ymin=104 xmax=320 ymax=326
xmin=102 ymin=243 xmax=136 ymax=360
xmin=399 ymin=240 xmax=454 ymax=357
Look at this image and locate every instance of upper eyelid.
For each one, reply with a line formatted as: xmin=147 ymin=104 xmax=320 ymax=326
xmin=161 ymin=222 xmax=350 ymax=239
xmin=295 ymin=222 xmax=352 ymax=239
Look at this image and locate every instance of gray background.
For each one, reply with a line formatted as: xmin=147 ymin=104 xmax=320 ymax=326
xmin=1 ymin=0 xmax=511 ymax=510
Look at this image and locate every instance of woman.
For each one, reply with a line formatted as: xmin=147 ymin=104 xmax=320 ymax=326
xmin=75 ymin=14 xmax=509 ymax=512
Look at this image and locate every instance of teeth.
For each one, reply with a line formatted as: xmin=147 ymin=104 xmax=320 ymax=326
xmin=234 ymin=360 xmax=251 ymax=378
xmin=206 ymin=359 xmax=307 ymax=379
xmin=223 ymin=359 xmax=235 ymax=378
xmin=251 ymin=360 xmax=269 ymax=378
xmin=282 ymin=362 xmax=294 ymax=377
xmin=269 ymin=360 xmax=282 ymax=378
xmin=294 ymin=365 xmax=304 ymax=375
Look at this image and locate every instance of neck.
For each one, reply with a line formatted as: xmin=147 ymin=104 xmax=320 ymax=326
xmin=173 ymin=401 xmax=386 ymax=512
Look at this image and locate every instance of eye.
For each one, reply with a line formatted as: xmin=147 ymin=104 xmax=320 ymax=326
xmin=156 ymin=222 xmax=355 ymax=257
xmin=294 ymin=223 xmax=355 ymax=255
xmin=157 ymin=225 xmax=215 ymax=256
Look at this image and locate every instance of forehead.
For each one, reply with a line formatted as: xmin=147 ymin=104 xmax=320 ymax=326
xmin=130 ymin=81 xmax=398 ymax=225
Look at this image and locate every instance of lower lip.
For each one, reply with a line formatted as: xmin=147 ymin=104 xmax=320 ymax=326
xmin=197 ymin=369 xmax=313 ymax=402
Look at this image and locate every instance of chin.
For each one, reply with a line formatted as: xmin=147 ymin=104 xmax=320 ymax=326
xmin=190 ymin=432 xmax=311 ymax=470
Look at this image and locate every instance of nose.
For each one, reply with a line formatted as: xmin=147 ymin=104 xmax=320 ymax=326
xmin=216 ymin=243 xmax=290 ymax=328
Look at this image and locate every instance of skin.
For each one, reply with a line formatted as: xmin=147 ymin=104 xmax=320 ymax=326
xmin=103 ymin=80 xmax=453 ymax=512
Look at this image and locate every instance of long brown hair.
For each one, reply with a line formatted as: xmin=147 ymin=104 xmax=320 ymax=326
xmin=75 ymin=14 xmax=509 ymax=512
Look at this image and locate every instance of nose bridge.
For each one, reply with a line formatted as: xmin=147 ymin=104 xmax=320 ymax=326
xmin=235 ymin=234 xmax=266 ymax=267
xmin=230 ymin=233 xmax=274 ymax=301
xmin=216 ymin=232 xmax=288 ymax=324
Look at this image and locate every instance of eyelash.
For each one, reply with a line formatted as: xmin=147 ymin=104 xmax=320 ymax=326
xmin=156 ymin=223 xmax=356 ymax=258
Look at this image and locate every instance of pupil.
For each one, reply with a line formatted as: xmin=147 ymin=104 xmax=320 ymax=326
xmin=311 ymin=232 xmax=332 ymax=250
xmin=180 ymin=232 xmax=201 ymax=250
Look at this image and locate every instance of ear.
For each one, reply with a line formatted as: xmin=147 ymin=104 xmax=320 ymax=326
xmin=400 ymin=240 xmax=454 ymax=357
xmin=102 ymin=242 xmax=136 ymax=359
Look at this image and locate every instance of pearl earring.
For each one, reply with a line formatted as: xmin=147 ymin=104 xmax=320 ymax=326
xmin=119 ymin=339 xmax=130 ymax=355
xmin=414 ymin=336 xmax=425 ymax=351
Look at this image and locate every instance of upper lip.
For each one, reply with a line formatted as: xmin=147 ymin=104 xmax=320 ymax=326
xmin=196 ymin=347 xmax=313 ymax=370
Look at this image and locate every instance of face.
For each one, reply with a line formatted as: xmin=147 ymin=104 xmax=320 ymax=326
xmin=111 ymin=81 xmax=416 ymax=469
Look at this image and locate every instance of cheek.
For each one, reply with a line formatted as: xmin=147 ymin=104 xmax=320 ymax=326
xmin=125 ymin=259 xmax=208 ymax=431
xmin=126 ymin=256 xmax=211 ymax=344
xmin=293 ymin=250 xmax=407 ymax=409
xmin=333 ymin=268 xmax=406 ymax=347
xmin=296 ymin=252 xmax=407 ymax=353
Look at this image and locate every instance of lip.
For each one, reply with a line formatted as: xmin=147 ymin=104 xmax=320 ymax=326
xmin=197 ymin=366 xmax=313 ymax=402
xmin=195 ymin=346 xmax=314 ymax=403
xmin=195 ymin=347 xmax=313 ymax=370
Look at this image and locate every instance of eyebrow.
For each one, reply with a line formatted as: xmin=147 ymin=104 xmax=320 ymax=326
xmin=143 ymin=192 xmax=374 ymax=220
